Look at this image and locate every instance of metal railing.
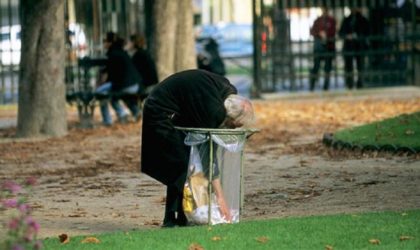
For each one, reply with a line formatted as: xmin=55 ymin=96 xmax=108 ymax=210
xmin=0 ymin=0 xmax=20 ymax=104
xmin=256 ymin=0 xmax=419 ymax=93
xmin=1 ymin=1 xmax=418 ymax=104
xmin=0 ymin=0 xmax=145 ymax=105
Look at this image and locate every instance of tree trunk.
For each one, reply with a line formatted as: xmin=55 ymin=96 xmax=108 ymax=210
xmin=17 ymin=0 xmax=67 ymax=137
xmin=174 ymin=0 xmax=196 ymax=72
xmin=149 ymin=0 xmax=196 ymax=81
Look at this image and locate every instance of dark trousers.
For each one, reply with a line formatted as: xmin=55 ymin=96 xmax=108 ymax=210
xmin=118 ymin=95 xmax=141 ymax=118
xmin=310 ymin=53 xmax=333 ymax=91
xmin=163 ymin=184 xmax=187 ymax=227
xmin=344 ymin=51 xmax=365 ymax=89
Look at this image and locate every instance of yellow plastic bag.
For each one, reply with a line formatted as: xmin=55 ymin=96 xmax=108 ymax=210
xmin=182 ymin=183 xmax=194 ymax=213
xmin=182 ymin=172 xmax=209 ymax=214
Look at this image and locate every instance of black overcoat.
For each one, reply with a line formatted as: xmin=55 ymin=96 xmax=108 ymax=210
xmin=106 ymin=44 xmax=142 ymax=92
xmin=140 ymin=69 xmax=237 ymax=188
xmin=339 ymin=13 xmax=370 ymax=51
xmin=132 ymin=48 xmax=159 ymax=87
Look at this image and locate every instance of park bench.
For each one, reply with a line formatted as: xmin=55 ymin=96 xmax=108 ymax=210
xmin=65 ymin=57 xmax=145 ymax=128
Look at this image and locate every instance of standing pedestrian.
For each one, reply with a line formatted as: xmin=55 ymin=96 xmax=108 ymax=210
xmin=309 ymin=7 xmax=337 ymax=91
xmin=339 ymin=8 xmax=370 ymax=89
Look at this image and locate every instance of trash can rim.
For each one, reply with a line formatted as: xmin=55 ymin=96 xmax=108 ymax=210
xmin=174 ymin=126 xmax=259 ymax=135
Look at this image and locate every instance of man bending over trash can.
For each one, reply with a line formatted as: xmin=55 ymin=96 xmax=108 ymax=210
xmin=140 ymin=69 xmax=254 ymax=227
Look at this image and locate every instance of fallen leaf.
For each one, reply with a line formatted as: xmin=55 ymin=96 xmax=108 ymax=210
xmin=144 ymin=220 xmax=161 ymax=226
xmin=211 ymin=236 xmax=222 ymax=241
xmin=68 ymin=214 xmax=84 ymax=218
xmin=188 ymin=242 xmax=204 ymax=250
xmin=30 ymin=202 xmax=44 ymax=209
xmin=299 ymin=160 xmax=309 ymax=167
xmin=81 ymin=236 xmax=100 ymax=244
xmin=54 ymin=199 xmax=71 ymax=203
xmin=399 ymin=235 xmax=413 ymax=241
xmin=405 ymin=130 xmax=415 ymax=135
xmin=96 ymin=160 xmax=113 ymax=166
xmin=256 ymin=236 xmax=269 ymax=243
xmin=58 ymin=234 xmax=70 ymax=244
xmin=369 ymin=239 xmax=381 ymax=245
xmin=325 ymin=245 xmax=333 ymax=250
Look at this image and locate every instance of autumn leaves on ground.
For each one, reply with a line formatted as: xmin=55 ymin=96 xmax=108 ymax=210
xmin=0 ymin=88 xmax=420 ymax=238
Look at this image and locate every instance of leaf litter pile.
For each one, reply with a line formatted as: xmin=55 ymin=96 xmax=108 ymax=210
xmin=249 ymin=98 xmax=420 ymax=159
xmin=0 ymin=94 xmax=419 ymax=238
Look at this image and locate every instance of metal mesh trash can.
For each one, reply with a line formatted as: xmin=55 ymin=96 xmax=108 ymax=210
xmin=176 ymin=127 xmax=257 ymax=225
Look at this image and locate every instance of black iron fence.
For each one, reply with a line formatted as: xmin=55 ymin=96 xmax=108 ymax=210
xmin=0 ymin=0 xmax=19 ymax=104
xmin=0 ymin=0 xmax=419 ymax=104
xmin=257 ymin=0 xmax=419 ymax=93
xmin=0 ymin=0 xmax=145 ymax=105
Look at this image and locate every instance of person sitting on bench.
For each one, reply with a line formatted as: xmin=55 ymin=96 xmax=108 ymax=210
xmin=95 ymin=32 xmax=143 ymax=126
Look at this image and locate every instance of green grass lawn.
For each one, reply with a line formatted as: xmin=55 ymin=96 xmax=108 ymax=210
xmin=42 ymin=210 xmax=420 ymax=250
xmin=334 ymin=112 xmax=420 ymax=150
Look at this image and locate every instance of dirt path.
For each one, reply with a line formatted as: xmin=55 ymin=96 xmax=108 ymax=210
xmin=1 ymin=88 xmax=420 ymax=239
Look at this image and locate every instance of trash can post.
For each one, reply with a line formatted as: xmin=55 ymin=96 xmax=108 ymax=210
xmin=240 ymin=147 xmax=244 ymax=220
xmin=208 ymin=131 xmax=214 ymax=225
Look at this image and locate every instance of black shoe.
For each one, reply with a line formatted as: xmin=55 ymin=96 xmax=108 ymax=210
xmin=176 ymin=212 xmax=188 ymax=227
xmin=102 ymin=122 xmax=112 ymax=127
xmin=162 ymin=211 xmax=177 ymax=228
xmin=162 ymin=220 xmax=178 ymax=228
xmin=118 ymin=115 xmax=129 ymax=124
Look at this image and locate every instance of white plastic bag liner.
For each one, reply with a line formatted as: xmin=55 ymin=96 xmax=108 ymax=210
xmin=211 ymin=134 xmax=246 ymax=153
xmin=184 ymin=132 xmax=208 ymax=146
xmin=183 ymin=132 xmax=246 ymax=225
xmin=184 ymin=133 xmax=246 ymax=152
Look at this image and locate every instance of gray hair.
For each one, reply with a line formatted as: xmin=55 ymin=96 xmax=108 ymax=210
xmin=224 ymin=94 xmax=255 ymax=127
